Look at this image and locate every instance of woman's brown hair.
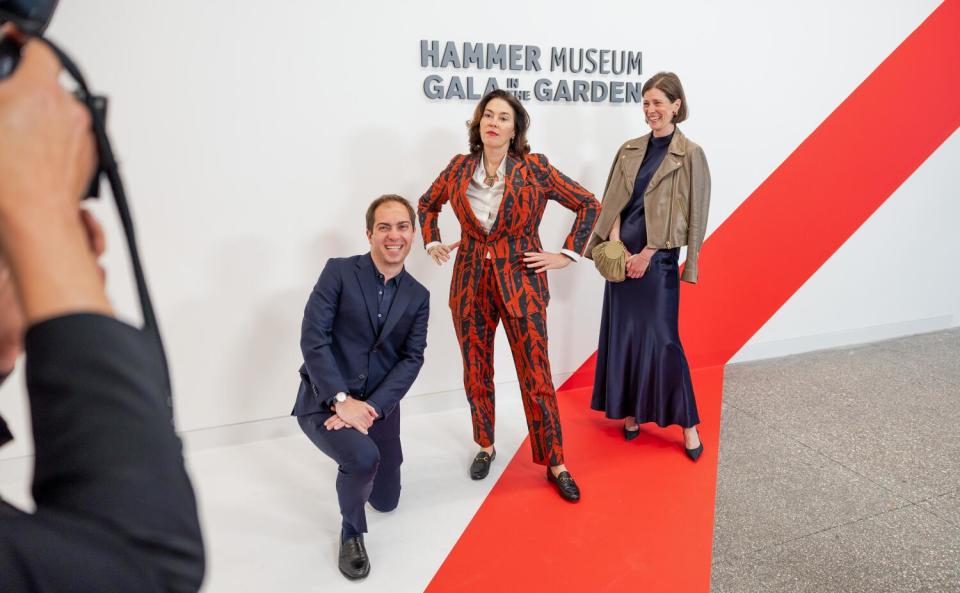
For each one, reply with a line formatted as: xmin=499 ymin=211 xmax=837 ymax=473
xmin=466 ymin=89 xmax=531 ymax=156
xmin=641 ymin=72 xmax=689 ymax=124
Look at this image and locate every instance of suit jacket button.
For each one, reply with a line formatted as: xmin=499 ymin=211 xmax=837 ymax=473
xmin=359 ymin=374 xmax=366 ymax=380
xmin=371 ymin=348 xmax=378 ymax=353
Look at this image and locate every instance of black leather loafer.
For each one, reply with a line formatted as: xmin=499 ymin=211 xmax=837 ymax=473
xmin=546 ymin=468 xmax=581 ymax=502
xmin=470 ymin=449 xmax=496 ymax=480
xmin=338 ymin=535 xmax=370 ymax=580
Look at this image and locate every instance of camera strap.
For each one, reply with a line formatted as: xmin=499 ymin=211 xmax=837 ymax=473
xmin=39 ymin=37 xmax=173 ymax=411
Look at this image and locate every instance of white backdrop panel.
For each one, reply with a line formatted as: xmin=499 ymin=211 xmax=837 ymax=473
xmin=0 ymin=0 xmax=955 ymax=460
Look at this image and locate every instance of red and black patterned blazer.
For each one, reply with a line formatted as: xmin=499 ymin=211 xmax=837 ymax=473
xmin=418 ymin=153 xmax=599 ymax=319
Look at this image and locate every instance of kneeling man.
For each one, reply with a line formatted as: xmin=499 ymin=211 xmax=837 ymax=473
xmin=292 ymin=195 xmax=429 ymax=580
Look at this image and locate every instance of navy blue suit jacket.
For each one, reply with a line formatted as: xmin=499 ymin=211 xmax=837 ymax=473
xmin=291 ymin=253 xmax=429 ymax=422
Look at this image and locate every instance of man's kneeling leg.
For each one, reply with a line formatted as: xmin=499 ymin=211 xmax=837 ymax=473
xmin=368 ymin=435 xmax=402 ymax=513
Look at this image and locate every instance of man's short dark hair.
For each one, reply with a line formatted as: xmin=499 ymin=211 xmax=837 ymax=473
xmin=366 ymin=195 xmax=416 ymax=233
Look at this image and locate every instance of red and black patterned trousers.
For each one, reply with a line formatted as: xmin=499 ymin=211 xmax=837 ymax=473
xmin=452 ymin=259 xmax=564 ymax=466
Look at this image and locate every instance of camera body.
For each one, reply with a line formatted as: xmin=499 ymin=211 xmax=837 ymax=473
xmin=0 ymin=0 xmax=59 ymax=78
xmin=0 ymin=0 xmax=58 ymax=33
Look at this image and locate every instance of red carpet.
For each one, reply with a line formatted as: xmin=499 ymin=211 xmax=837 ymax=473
xmin=425 ymin=364 xmax=724 ymax=593
xmin=425 ymin=2 xmax=960 ymax=590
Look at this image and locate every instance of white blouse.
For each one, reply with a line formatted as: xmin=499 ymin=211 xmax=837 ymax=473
xmin=466 ymin=155 xmax=506 ymax=234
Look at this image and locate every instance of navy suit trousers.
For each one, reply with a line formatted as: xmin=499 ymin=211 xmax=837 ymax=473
xmin=297 ymin=408 xmax=402 ymax=534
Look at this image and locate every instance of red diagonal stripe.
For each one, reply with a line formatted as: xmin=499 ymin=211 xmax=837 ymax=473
xmin=682 ymin=0 xmax=960 ymax=367
xmin=425 ymin=2 xmax=960 ymax=591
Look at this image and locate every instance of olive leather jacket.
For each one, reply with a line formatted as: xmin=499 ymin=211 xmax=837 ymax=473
xmin=586 ymin=127 xmax=711 ymax=283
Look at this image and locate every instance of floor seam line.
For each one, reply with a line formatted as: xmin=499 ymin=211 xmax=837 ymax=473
xmin=715 ymin=401 xmax=918 ymax=506
xmin=746 ymin=501 xmax=921 ymax=554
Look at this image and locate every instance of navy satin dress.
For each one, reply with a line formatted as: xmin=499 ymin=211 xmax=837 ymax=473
xmin=591 ymin=132 xmax=700 ymax=428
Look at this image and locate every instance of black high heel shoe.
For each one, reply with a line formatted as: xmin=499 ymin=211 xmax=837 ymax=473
xmin=623 ymin=422 xmax=640 ymax=441
xmin=684 ymin=428 xmax=704 ymax=462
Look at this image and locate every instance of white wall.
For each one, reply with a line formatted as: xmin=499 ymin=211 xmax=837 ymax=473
xmin=0 ymin=0 xmax=956 ymax=460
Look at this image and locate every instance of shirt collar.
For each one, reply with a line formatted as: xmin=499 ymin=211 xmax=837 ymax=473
xmin=473 ymin=154 xmax=507 ymax=184
xmin=371 ymin=257 xmax=404 ymax=286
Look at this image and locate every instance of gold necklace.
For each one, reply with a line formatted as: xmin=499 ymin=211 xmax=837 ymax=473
xmin=482 ymin=155 xmax=500 ymax=187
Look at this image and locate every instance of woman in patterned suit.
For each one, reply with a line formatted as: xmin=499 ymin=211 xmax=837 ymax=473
xmin=418 ymin=90 xmax=599 ymax=502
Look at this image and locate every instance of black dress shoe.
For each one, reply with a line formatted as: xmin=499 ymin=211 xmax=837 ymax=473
xmin=338 ymin=535 xmax=370 ymax=581
xmin=470 ymin=449 xmax=496 ymax=480
xmin=685 ymin=428 xmax=704 ymax=462
xmin=546 ymin=468 xmax=581 ymax=502
xmin=623 ymin=423 xmax=640 ymax=441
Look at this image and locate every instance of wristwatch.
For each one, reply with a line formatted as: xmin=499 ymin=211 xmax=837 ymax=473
xmin=333 ymin=392 xmax=348 ymax=404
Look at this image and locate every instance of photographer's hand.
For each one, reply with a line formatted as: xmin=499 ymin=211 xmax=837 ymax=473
xmin=0 ymin=30 xmax=110 ymax=324
xmin=0 ymin=207 xmax=106 ymax=376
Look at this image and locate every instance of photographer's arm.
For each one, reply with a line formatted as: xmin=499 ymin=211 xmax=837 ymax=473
xmin=0 ymin=36 xmax=204 ymax=592
xmin=0 ymin=34 xmax=109 ymax=322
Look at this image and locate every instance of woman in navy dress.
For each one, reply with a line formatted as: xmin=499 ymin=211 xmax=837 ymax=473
xmin=587 ymin=72 xmax=711 ymax=460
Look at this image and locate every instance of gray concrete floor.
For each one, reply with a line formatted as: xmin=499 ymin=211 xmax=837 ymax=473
xmin=712 ymin=328 xmax=960 ymax=593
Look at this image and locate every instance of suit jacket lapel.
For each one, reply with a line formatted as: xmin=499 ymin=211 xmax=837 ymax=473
xmin=487 ymin=155 xmax=523 ymax=238
xmin=354 ymin=255 xmax=380 ymax=334
xmin=376 ymin=274 xmax=413 ymax=346
xmin=452 ymin=155 xmax=486 ymax=236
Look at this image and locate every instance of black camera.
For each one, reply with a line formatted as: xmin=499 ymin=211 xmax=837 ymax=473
xmin=0 ymin=0 xmax=58 ymax=78
xmin=0 ymin=0 xmax=57 ymax=32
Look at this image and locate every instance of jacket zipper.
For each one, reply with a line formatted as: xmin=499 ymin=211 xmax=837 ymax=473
xmin=665 ymin=169 xmax=676 ymax=248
